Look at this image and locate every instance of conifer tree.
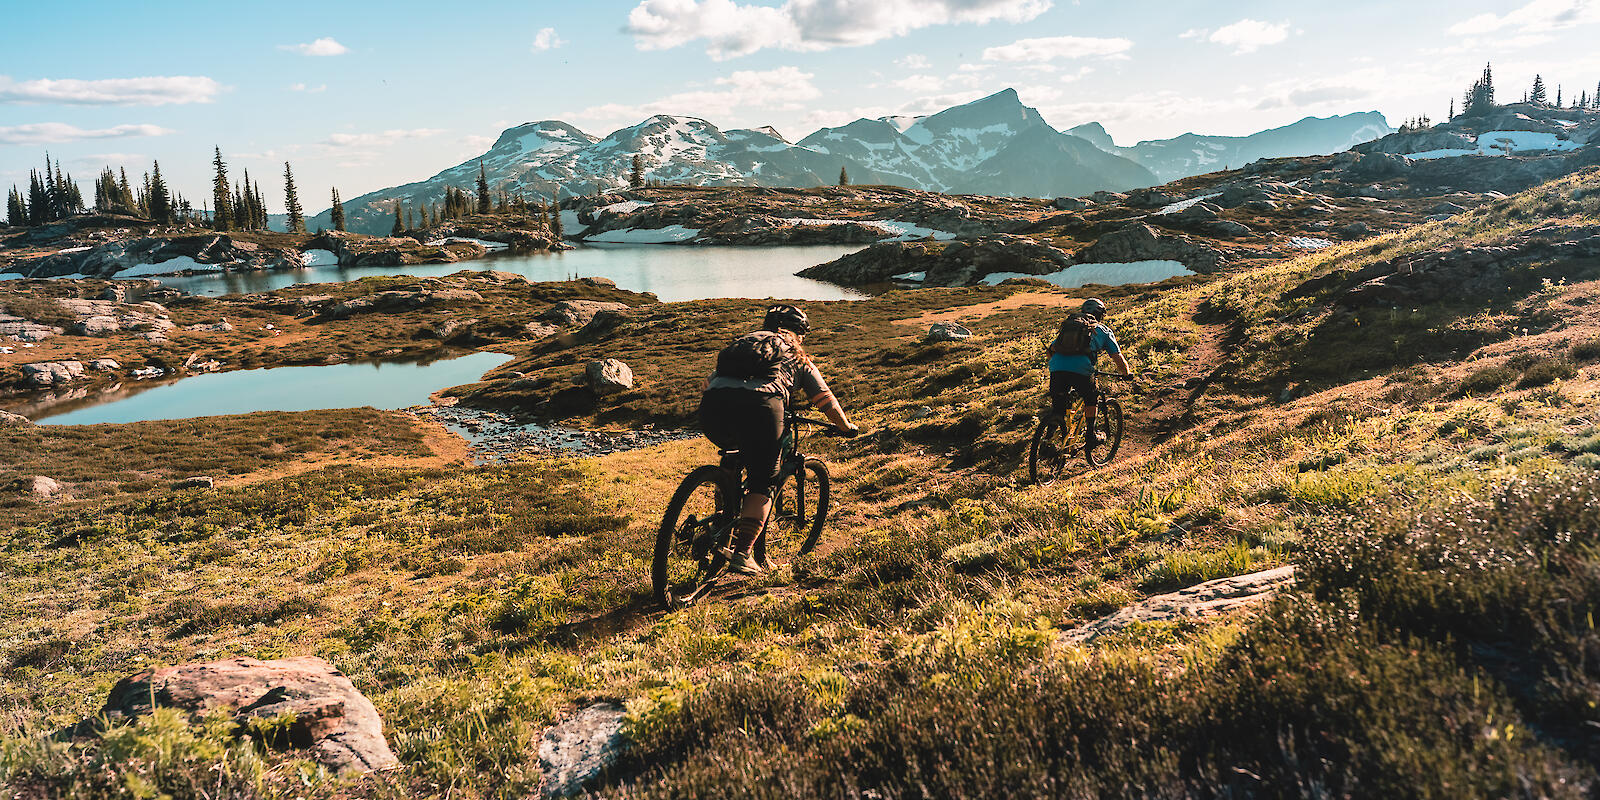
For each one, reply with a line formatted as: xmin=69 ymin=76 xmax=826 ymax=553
xmin=6 ymin=186 xmax=25 ymax=227
xmin=476 ymin=163 xmax=491 ymax=214
xmin=1531 ymin=74 xmax=1548 ymax=105
xmin=548 ymin=198 xmax=564 ymax=239
xmin=1556 ymin=85 xmax=1563 ymax=108
xmin=282 ymin=161 xmax=305 ymax=233
xmin=1463 ymin=62 xmax=1495 ymax=116
xmin=391 ymin=203 xmax=403 ymax=236
xmin=255 ymin=180 xmax=268 ymax=229
xmin=117 ymin=168 xmax=136 ymax=213
xmin=838 ymin=166 xmax=850 ymax=186
xmin=1448 ymin=97 xmax=1455 ymax=119
xmin=629 ymin=154 xmax=645 ymax=188
xmin=148 ymin=161 xmax=172 ymax=224
xmin=211 ymin=147 xmax=233 ymax=230
xmin=331 ymin=188 xmax=346 ymax=231
xmin=27 ymin=170 xmax=47 ymax=225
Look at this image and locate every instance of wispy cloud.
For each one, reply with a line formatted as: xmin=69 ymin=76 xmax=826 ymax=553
xmin=532 ymin=27 xmax=564 ymax=51
xmin=320 ymin=128 xmax=446 ymax=148
xmin=895 ymin=54 xmax=931 ymax=70
xmin=1184 ymin=19 xmax=1290 ymax=54
xmin=280 ymin=37 xmax=349 ymax=56
xmin=0 ymin=75 xmax=222 ymax=105
xmin=0 ymin=122 xmax=175 ymax=146
xmin=1449 ymin=0 xmax=1600 ymax=35
xmin=627 ymin=0 xmax=1051 ymax=59
xmin=288 ymin=83 xmax=327 ymax=93
xmin=982 ymin=35 xmax=1131 ymax=62
xmin=567 ymin=66 xmax=821 ymax=129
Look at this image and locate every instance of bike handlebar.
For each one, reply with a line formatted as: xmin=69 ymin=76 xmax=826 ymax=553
xmin=789 ymin=415 xmax=857 ymax=436
xmin=1094 ymin=371 xmax=1136 ymax=380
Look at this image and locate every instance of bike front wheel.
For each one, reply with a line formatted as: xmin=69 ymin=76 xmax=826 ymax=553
xmin=654 ymin=465 xmax=738 ymax=609
xmin=759 ymin=458 xmax=830 ymax=564
xmin=1084 ymin=398 xmax=1124 ymax=467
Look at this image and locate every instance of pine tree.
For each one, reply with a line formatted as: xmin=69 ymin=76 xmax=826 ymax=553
xmin=117 ymin=168 xmax=136 ymax=214
xmin=1557 ymin=85 xmax=1563 ymax=108
xmin=391 ymin=203 xmax=403 ymax=236
xmin=1463 ymin=62 xmax=1495 ymax=117
xmin=549 ymin=197 xmax=564 ymax=239
xmin=211 ymin=147 xmax=233 ymax=230
xmin=838 ymin=166 xmax=850 ymax=187
xmin=282 ymin=161 xmax=305 ymax=233
xmin=148 ymin=161 xmax=172 ymax=224
xmin=476 ymin=163 xmax=491 ymax=214
xmin=27 ymin=170 xmax=47 ymax=225
xmin=331 ymin=188 xmax=346 ymax=231
xmin=255 ymin=180 xmax=268 ymax=229
xmin=6 ymin=186 xmax=25 ymax=227
xmin=1531 ymin=74 xmax=1548 ymax=105
xmin=1448 ymin=97 xmax=1455 ymax=120
xmin=629 ymin=154 xmax=645 ymax=188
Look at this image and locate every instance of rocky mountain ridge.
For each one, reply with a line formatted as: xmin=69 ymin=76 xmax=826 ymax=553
xmin=1065 ymin=112 xmax=1393 ymax=183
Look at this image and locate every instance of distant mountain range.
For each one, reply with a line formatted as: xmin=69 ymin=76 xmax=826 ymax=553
xmin=313 ymin=89 xmax=1390 ymax=235
xmin=1066 ymin=112 xmax=1394 ymax=183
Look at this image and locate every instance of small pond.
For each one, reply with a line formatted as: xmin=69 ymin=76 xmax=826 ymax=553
xmin=24 ymin=351 xmax=513 ymax=425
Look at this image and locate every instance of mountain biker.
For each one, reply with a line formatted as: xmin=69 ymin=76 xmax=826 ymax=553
xmin=699 ymin=304 xmax=859 ymax=576
xmin=1047 ymin=297 xmax=1132 ymax=449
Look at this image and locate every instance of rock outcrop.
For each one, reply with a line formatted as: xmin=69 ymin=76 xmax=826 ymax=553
xmin=313 ymin=287 xmax=485 ymax=321
xmin=0 ymin=410 xmax=32 ymax=426
xmin=1063 ymin=566 xmax=1295 ymax=644
xmin=541 ymin=300 xmax=632 ymax=328
xmin=0 ymin=314 xmax=63 ymax=342
xmin=17 ymin=234 xmax=301 ymax=278
xmin=538 ymin=703 xmax=628 ymax=798
xmin=20 ymin=360 xmax=85 ymax=388
xmin=97 ymin=656 xmax=400 ymax=774
xmin=1075 ymin=224 xmax=1225 ymax=272
xmin=305 ymin=231 xmax=486 ymax=268
xmin=798 ymin=235 xmax=1074 ymax=287
xmin=927 ymin=322 xmax=973 ymax=342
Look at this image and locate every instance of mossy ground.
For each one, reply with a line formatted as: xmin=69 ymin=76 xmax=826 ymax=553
xmin=5 ymin=170 xmax=1600 ymax=798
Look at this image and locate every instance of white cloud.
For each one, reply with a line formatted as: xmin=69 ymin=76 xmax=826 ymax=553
xmin=69 ymin=153 xmax=145 ymax=166
xmin=281 ymin=37 xmax=349 ymax=56
xmin=1449 ymin=0 xmax=1600 ymax=35
xmin=567 ymin=66 xmax=821 ymax=129
xmin=896 ymin=54 xmax=931 ymax=69
xmin=288 ymin=83 xmax=327 ymax=93
xmin=982 ymin=35 xmax=1132 ymax=62
xmin=0 ymin=122 xmax=175 ymax=146
xmin=1201 ymin=19 xmax=1290 ymax=54
xmin=627 ymin=0 xmax=1051 ymax=59
xmin=0 ymin=75 xmax=222 ymax=105
xmin=321 ymin=128 xmax=447 ymax=148
xmin=532 ymin=27 xmax=564 ymax=51
xmin=890 ymin=74 xmax=947 ymax=93
xmin=1059 ymin=66 xmax=1095 ymax=83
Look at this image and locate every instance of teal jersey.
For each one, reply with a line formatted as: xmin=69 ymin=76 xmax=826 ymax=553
xmin=1048 ymin=325 xmax=1119 ymax=375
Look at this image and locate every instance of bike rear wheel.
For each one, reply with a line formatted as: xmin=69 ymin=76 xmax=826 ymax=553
xmin=653 ymin=465 xmax=738 ymax=609
xmin=1084 ymin=398 xmax=1124 ymax=467
xmin=759 ymin=458 xmax=829 ymax=563
xmin=1029 ymin=399 xmax=1082 ymax=485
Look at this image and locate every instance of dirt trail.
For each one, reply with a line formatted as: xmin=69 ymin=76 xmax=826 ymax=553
xmin=891 ymin=291 xmax=1078 ymax=329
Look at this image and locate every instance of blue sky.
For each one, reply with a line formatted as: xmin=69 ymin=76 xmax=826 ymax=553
xmin=3 ymin=0 xmax=1599 ymax=213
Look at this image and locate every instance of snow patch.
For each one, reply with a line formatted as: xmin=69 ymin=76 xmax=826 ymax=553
xmin=891 ymin=271 xmax=926 ymax=282
xmin=56 ymin=246 xmax=91 ymax=254
xmin=1155 ymin=192 xmax=1222 ymax=215
xmin=424 ymin=236 xmax=510 ymax=252
xmin=980 ymin=260 xmax=1195 ymax=288
xmin=1409 ymin=130 xmax=1582 ymax=160
xmin=118 ymin=257 xmax=229 ymax=277
xmin=559 ymin=210 xmax=588 ymax=236
xmin=599 ymin=200 xmax=653 ymax=215
xmin=584 ymin=225 xmax=701 ymax=244
xmin=300 ymin=248 xmax=339 ymax=266
xmin=780 ymin=217 xmax=956 ymax=241
xmin=1287 ymin=237 xmax=1334 ymax=250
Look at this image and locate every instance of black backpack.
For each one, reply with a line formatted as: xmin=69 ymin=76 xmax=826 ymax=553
xmin=716 ymin=330 xmax=792 ymax=382
xmin=1049 ymin=313 xmax=1097 ymax=356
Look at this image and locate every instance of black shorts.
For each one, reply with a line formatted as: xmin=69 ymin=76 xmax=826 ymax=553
xmin=1049 ymin=370 xmax=1099 ymax=410
xmin=698 ymin=388 xmax=784 ymax=495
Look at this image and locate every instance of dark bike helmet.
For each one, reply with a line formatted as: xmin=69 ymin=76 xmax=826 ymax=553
xmin=1080 ymin=297 xmax=1107 ymax=319
xmin=762 ymin=304 xmax=811 ymax=335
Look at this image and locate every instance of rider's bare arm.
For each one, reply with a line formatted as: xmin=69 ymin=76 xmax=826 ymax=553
xmin=809 ymin=389 xmax=854 ymax=432
xmin=1111 ymin=352 xmax=1132 ymax=376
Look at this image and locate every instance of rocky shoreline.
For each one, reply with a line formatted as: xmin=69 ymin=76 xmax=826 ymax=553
xmin=419 ymin=403 xmax=694 ymax=462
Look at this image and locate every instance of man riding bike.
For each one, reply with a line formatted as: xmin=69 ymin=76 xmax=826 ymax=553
xmin=1047 ymin=298 xmax=1132 ymax=449
xmin=699 ymin=305 xmax=859 ymax=576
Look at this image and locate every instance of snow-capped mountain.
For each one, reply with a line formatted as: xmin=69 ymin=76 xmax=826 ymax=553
xmin=1066 ymin=112 xmax=1393 ymax=183
xmin=314 ymin=91 xmax=1388 ymax=235
xmin=313 ymin=90 xmax=1161 ymax=234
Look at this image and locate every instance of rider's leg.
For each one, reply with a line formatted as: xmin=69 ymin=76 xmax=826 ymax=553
xmin=732 ymin=491 xmax=772 ymax=552
xmin=1083 ymin=401 xmax=1099 ymax=444
xmin=1048 ymin=370 xmax=1069 ymax=416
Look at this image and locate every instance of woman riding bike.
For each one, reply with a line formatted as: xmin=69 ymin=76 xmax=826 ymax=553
xmin=698 ymin=305 xmax=858 ymax=576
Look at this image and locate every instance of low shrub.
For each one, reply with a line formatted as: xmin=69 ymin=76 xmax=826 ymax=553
xmin=1516 ymin=357 xmax=1578 ymax=388
xmin=1457 ymin=364 xmax=1517 ymax=395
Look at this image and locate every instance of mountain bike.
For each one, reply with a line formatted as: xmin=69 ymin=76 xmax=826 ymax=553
xmin=1029 ymin=371 xmax=1131 ymax=484
xmin=652 ymin=413 xmax=836 ymax=609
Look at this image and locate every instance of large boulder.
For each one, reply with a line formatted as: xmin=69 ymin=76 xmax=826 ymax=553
xmin=0 ymin=314 xmax=62 ymax=342
xmin=99 ymin=656 xmax=400 ymax=774
xmin=1075 ymin=224 xmax=1225 ymax=272
xmin=22 ymin=476 xmax=61 ymax=497
xmin=56 ymin=298 xmax=174 ymax=336
xmin=1341 ymin=152 xmax=1413 ymax=180
xmin=0 ymin=410 xmax=32 ymax=426
xmin=586 ymin=359 xmax=634 ymax=395
xmin=1062 ymin=566 xmax=1295 ymax=644
xmin=927 ymin=322 xmax=973 ymax=342
xmin=541 ymin=300 xmax=631 ymax=328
